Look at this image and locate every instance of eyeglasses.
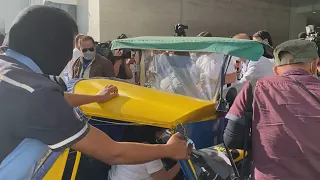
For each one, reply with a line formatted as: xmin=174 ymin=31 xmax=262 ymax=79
xmin=82 ymin=48 xmax=95 ymax=52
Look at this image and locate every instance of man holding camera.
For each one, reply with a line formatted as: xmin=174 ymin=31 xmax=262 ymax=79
xmin=113 ymin=49 xmax=134 ymax=80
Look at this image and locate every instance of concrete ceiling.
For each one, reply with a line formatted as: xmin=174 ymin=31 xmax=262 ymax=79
xmin=254 ymin=0 xmax=320 ymax=7
xmin=290 ymin=0 xmax=319 ymax=7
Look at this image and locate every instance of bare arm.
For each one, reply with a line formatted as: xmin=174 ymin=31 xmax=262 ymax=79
xmin=64 ymin=93 xmax=100 ymax=107
xmin=151 ymin=163 xmax=181 ymax=180
xmin=122 ymin=61 xmax=133 ymax=79
xmin=71 ymin=126 xmax=189 ymax=165
xmin=64 ymin=85 xmax=118 ymax=107
xmin=225 ymin=72 xmax=237 ymax=84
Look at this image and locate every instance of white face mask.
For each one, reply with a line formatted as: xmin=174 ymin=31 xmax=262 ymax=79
xmin=83 ymin=51 xmax=95 ymax=60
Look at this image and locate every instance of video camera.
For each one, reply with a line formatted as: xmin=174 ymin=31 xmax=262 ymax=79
xmin=115 ymin=33 xmax=136 ymax=60
xmin=95 ymin=41 xmax=113 ymax=60
xmin=174 ymin=23 xmax=188 ymax=37
xmin=95 ymin=33 xmax=136 ymax=64
xmin=305 ymin=25 xmax=320 ymax=55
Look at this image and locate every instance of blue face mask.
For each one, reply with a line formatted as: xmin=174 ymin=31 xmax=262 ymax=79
xmin=83 ymin=51 xmax=95 ymax=60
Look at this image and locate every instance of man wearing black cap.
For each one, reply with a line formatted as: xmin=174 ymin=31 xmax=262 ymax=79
xmin=0 ymin=5 xmax=190 ymax=179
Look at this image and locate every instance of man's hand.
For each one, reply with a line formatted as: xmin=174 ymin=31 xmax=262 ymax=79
xmin=96 ymin=85 xmax=119 ymax=103
xmin=166 ymin=132 xmax=192 ymax=160
xmin=126 ymin=58 xmax=135 ymax=65
xmin=114 ymin=49 xmax=123 ymax=56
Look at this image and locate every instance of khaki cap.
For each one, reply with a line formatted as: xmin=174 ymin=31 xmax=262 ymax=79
xmin=274 ymin=39 xmax=318 ymax=66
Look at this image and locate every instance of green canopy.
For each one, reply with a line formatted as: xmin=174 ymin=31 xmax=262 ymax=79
xmin=111 ymin=36 xmax=273 ymax=61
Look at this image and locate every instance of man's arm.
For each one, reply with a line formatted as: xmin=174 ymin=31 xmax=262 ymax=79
xmin=17 ymin=87 xmax=190 ymax=165
xmin=225 ymin=72 xmax=237 ymax=85
xmin=225 ymin=61 xmax=237 ymax=84
xmin=224 ymin=82 xmax=252 ymax=149
xmin=64 ymin=85 xmax=118 ymax=107
xmin=238 ymin=61 xmax=258 ymax=84
xmin=64 ymin=93 xmax=100 ymax=107
xmin=122 ymin=61 xmax=134 ymax=79
xmin=71 ymin=127 xmax=188 ymax=165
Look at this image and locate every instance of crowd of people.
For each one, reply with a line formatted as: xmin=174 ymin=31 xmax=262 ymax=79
xmin=61 ymin=33 xmax=139 ymax=85
xmin=0 ymin=4 xmax=319 ymax=180
xmin=0 ymin=5 xmax=190 ymax=180
xmin=144 ymin=31 xmax=276 ymax=102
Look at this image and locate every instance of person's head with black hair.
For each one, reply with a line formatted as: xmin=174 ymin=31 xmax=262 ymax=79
xmin=123 ymin=126 xmax=166 ymax=144
xmin=253 ymin=30 xmax=273 ymax=47
xmin=298 ymin=32 xmax=307 ymax=40
xmin=5 ymin=5 xmax=78 ymax=75
xmin=233 ymin=33 xmax=251 ymax=40
xmin=197 ymin=31 xmax=212 ymax=37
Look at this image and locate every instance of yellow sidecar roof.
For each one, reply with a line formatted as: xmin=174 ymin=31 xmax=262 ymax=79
xmin=73 ymin=79 xmax=216 ymax=128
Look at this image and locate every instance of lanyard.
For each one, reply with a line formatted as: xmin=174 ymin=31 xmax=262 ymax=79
xmin=80 ymin=57 xmax=94 ymax=78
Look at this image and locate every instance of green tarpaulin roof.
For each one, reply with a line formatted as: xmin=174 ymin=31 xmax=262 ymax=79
xmin=111 ymin=36 xmax=273 ymax=61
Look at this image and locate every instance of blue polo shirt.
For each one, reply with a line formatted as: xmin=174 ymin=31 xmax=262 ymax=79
xmin=0 ymin=49 xmax=49 ymax=179
xmin=0 ymin=49 xmax=89 ymax=179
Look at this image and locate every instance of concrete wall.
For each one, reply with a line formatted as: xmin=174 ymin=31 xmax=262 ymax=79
xmin=45 ymin=0 xmax=77 ymax=5
xmin=288 ymin=2 xmax=320 ymax=39
xmin=77 ymin=0 xmax=101 ymax=40
xmin=98 ymin=0 xmax=291 ymax=45
xmin=99 ymin=0 xmax=181 ymax=41
xmin=1 ymin=0 xmax=306 ymax=46
xmin=289 ymin=7 xmax=307 ymax=39
xmin=0 ymin=0 xmax=30 ymax=33
xmin=30 ymin=0 xmax=45 ymax=5
xmin=0 ymin=0 xmax=45 ymax=34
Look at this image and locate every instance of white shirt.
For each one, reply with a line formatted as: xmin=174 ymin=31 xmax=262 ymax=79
xmin=60 ymin=48 xmax=82 ymax=81
xmin=196 ymin=53 xmax=235 ymax=81
xmin=195 ymin=53 xmax=236 ymax=100
xmin=108 ymin=160 xmax=164 ymax=180
xmin=238 ymin=56 xmax=274 ymax=84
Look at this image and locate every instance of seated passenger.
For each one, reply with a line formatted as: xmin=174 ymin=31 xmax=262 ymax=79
xmin=159 ymin=54 xmax=203 ymax=99
xmin=108 ymin=126 xmax=181 ymax=180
